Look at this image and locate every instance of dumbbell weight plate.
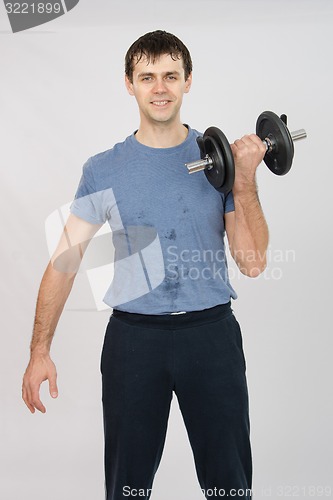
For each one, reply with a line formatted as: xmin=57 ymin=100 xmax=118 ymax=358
xmin=256 ymin=110 xmax=294 ymax=175
xmin=203 ymin=127 xmax=235 ymax=194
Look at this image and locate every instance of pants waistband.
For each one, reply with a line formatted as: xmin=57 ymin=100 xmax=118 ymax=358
xmin=111 ymin=302 xmax=232 ymax=330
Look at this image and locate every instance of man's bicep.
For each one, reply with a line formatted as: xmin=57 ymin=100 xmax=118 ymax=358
xmin=51 ymin=214 xmax=104 ymax=274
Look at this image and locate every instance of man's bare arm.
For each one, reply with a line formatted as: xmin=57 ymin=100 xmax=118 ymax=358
xmin=225 ymin=134 xmax=269 ymax=277
xmin=22 ymin=214 xmax=103 ymax=414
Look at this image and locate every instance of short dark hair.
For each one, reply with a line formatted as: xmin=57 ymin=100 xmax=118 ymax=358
xmin=125 ymin=30 xmax=193 ymax=83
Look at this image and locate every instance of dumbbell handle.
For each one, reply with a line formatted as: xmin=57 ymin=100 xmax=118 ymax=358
xmin=186 ymin=128 xmax=307 ymax=174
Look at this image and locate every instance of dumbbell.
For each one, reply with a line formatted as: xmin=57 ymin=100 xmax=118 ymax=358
xmin=185 ymin=111 xmax=307 ymax=194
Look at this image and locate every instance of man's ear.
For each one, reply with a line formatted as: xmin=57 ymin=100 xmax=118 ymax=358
xmin=184 ymin=72 xmax=192 ymax=94
xmin=125 ymin=75 xmax=134 ymax=96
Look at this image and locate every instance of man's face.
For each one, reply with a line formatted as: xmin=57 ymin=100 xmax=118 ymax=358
xmin=125 ymin=53 xmax=192 ymax=126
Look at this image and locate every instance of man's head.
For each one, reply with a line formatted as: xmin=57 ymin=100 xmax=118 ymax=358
xmin=125 ymin=30 xmax=193 ymax=129
xmin=125 ymin=30 xmax=192 ymax=84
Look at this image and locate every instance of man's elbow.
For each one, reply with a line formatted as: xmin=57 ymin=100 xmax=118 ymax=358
xmin=229 ymin=246 xmax=268 ymax=278
xmin=239 ymin=259 xmax=267 ymax=278
xmin=51 ymin=244 xmax=84 ymax=276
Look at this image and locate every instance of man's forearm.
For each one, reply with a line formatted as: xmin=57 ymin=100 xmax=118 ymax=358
xmin=230 ymin=182 xmax=269 ymax=276
xmin=30 ymin=263 xmax=76 ymax=356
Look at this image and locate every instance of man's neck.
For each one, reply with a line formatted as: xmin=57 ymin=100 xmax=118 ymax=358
xmin=135 ymin=122 xmax=189 ymax=148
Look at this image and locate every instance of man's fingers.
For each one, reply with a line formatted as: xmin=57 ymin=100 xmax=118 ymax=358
xmin=22 ymin=385 xmax=35 ymax=413
xmin=22 ymin=384 xmax=36 ymax=413
xmin=246 ymin=134 xmax=267 ymax=154
xmin=30 ymin=389 xmax=46 ymax=413
xmin=49 ymin=376 xmax=58 ymax=398
xmin=237 ymin=134 xmax=266 ymax=154
xmin=24 ymin=380 xmax=46 ymax=413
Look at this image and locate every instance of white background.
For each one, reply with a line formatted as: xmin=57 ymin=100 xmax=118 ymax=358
xmin=1 ymin=1 xmax=332 ymax=499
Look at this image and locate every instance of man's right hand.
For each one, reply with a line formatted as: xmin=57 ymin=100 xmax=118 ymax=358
xmin=22 ymin=354 xmax=58 ymax=414
xmin=22 ymin=214 xmax=103 ymax=414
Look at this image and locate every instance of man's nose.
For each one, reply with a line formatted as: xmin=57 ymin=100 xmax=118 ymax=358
xmin=152 ymin=78 xmax=167 ymax=93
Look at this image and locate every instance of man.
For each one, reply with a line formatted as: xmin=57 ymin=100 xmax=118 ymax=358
xmin=22 ymin=30 xmax=268 ymax=500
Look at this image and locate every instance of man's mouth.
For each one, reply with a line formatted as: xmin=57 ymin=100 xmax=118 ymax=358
xmin=151 ymin=100 xmax=170 ymax=107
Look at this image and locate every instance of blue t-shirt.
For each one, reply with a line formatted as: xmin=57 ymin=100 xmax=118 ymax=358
xmin=70 ymin=125 xmax=237 ymax=314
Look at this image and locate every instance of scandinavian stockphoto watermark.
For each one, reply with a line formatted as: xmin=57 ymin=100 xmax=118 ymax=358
xmin=122 ymin=486 xmax=253 ymax=497
xmin=3 ymin=0 xmax=80 ymax=33
xmin=122 ymin=484 xmax=332 ymax=498
xmin=45 ymin=196 xmax=166 ymax=311
xmin=166 ymin=244 xmax=296 ymax=282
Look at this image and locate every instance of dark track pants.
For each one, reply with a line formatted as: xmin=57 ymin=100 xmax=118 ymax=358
xmin=100 ymin=302 xmax=252 ymax=500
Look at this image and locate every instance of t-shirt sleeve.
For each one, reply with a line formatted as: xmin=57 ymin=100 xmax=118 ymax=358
xmin=224 ymin=190 xmax=235 ymax=213
xmin=70 ymin=158 xmax=108 ymax=225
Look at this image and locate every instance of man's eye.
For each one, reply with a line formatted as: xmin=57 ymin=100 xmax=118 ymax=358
xmin=142 ymin=77 xmax=152 ymax=81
